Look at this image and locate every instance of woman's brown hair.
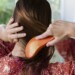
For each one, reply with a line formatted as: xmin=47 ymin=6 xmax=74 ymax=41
xmin=13 ymin=0 xmax=54 ymax=75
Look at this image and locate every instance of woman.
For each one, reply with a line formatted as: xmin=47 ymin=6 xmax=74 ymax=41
xmin=0 ymin=0 xmax=75 ymax=75
xmin=0 ymin=0 xmax=54 ymax=75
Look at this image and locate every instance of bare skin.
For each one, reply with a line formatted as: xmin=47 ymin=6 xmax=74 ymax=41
xmin=36 ymin=20 xmax=75 ymax=46
xmin=1 ymin=18 xmax=26 ymax=42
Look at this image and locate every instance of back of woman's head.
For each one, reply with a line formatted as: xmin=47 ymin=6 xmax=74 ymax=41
xmin=13 ymin=0 xmax=51 ymax=39
xmin=13 ymin=0 xmax=54 ymax=75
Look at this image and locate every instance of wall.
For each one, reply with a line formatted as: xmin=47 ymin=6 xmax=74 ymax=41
xmin=61 ymin=0 xmax=75 ymax=22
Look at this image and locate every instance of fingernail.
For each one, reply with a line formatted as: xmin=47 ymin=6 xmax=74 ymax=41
xmin=35 ymin=36 xmax=42 ymax=40
xmin=35 ymin=35 xmax=40 ymax=39
xmin=21 ymin=26 xmax=23 ymax=29
xmin=24 ymin=33 xmax=26 ymax=36
xmin=35 ymin=37 xmax=38 ymax=39
xmin=46 ymin=44 xmax=50 ymax=47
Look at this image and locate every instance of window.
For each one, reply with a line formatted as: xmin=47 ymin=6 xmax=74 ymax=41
xmin=48 ymin=0 xmax=61 ymax=21
xmin=0 ymin=0 xmax=15 ymax=24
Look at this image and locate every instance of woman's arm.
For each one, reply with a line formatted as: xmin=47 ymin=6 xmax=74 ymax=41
xmin=0 ymin=18 xmax=26 ymax=58
xmin=36 ymin=20 xmax=75 ymax=46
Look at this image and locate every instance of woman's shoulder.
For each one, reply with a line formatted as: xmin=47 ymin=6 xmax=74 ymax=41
xmin=56 ymin=38 xmax=75 ymax=61
xmin=56 ymin=38 xmax=75 ymax=49
xmin=0 ymin=39 xmax=15 ymax=58
xmin=43 ymin=61 xmax=75 ymax=75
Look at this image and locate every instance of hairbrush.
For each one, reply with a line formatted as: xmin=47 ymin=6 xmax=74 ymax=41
xmin=25 ymin=36 xmax=54 ymax=59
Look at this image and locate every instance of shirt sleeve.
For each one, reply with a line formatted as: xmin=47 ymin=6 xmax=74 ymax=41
xmin=0 ymin=56 xmax=24 ymax=75
xmin=45 ymin=61 xmax=75 ymax=75
xmin=56 ymin=38 xmax=75 ymax=61
xmin=0 ymin=39 xmax=15 ymax=58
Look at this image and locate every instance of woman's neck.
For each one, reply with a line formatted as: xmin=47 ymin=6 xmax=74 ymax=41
xmin=12 ymin=39 xmax=26 ymax=58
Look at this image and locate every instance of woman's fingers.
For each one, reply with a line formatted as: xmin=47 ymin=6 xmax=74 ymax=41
xmin=7 ymin=18 xmax=14 ymax=25
xmin=8 ymin=33 xmax=26 ymax=39
xmin=36 ymin=31 xmax=49 ymax=39
xmin=8 ymin=26 xmax=23 ymax=34
xmin=5 ymin=18 xmax=27 ymax=42
xmin=7 ymin=23 xmax=18 ymax=29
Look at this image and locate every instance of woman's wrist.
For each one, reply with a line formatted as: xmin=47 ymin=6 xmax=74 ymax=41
xmin=66 ymin=22 xmax=75 ymax=39
xmin=1 ymin=27 xmax=8 ymax=41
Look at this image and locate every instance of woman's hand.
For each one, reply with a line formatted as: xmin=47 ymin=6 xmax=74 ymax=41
xmin=36 ymin=20 xmax=75 ymax=46
xmin=2 ymin=18 xmax=26 ymax=42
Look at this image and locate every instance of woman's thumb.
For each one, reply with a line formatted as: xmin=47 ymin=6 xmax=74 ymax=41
xmin=35 ymin=31 xmax=49 ymax=39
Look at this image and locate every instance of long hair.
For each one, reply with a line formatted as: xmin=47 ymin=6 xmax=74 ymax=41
xmin=13 ymin=0 xmax=54 ymax=75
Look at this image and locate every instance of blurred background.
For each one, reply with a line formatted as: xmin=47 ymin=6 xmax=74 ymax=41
xmin=0 ymin=0 xmax=61 ymax=24
xmin=0 ymin=0 xmax=75 ymax=24
xmin=0 ymin=0 xmax=15 ymax=24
